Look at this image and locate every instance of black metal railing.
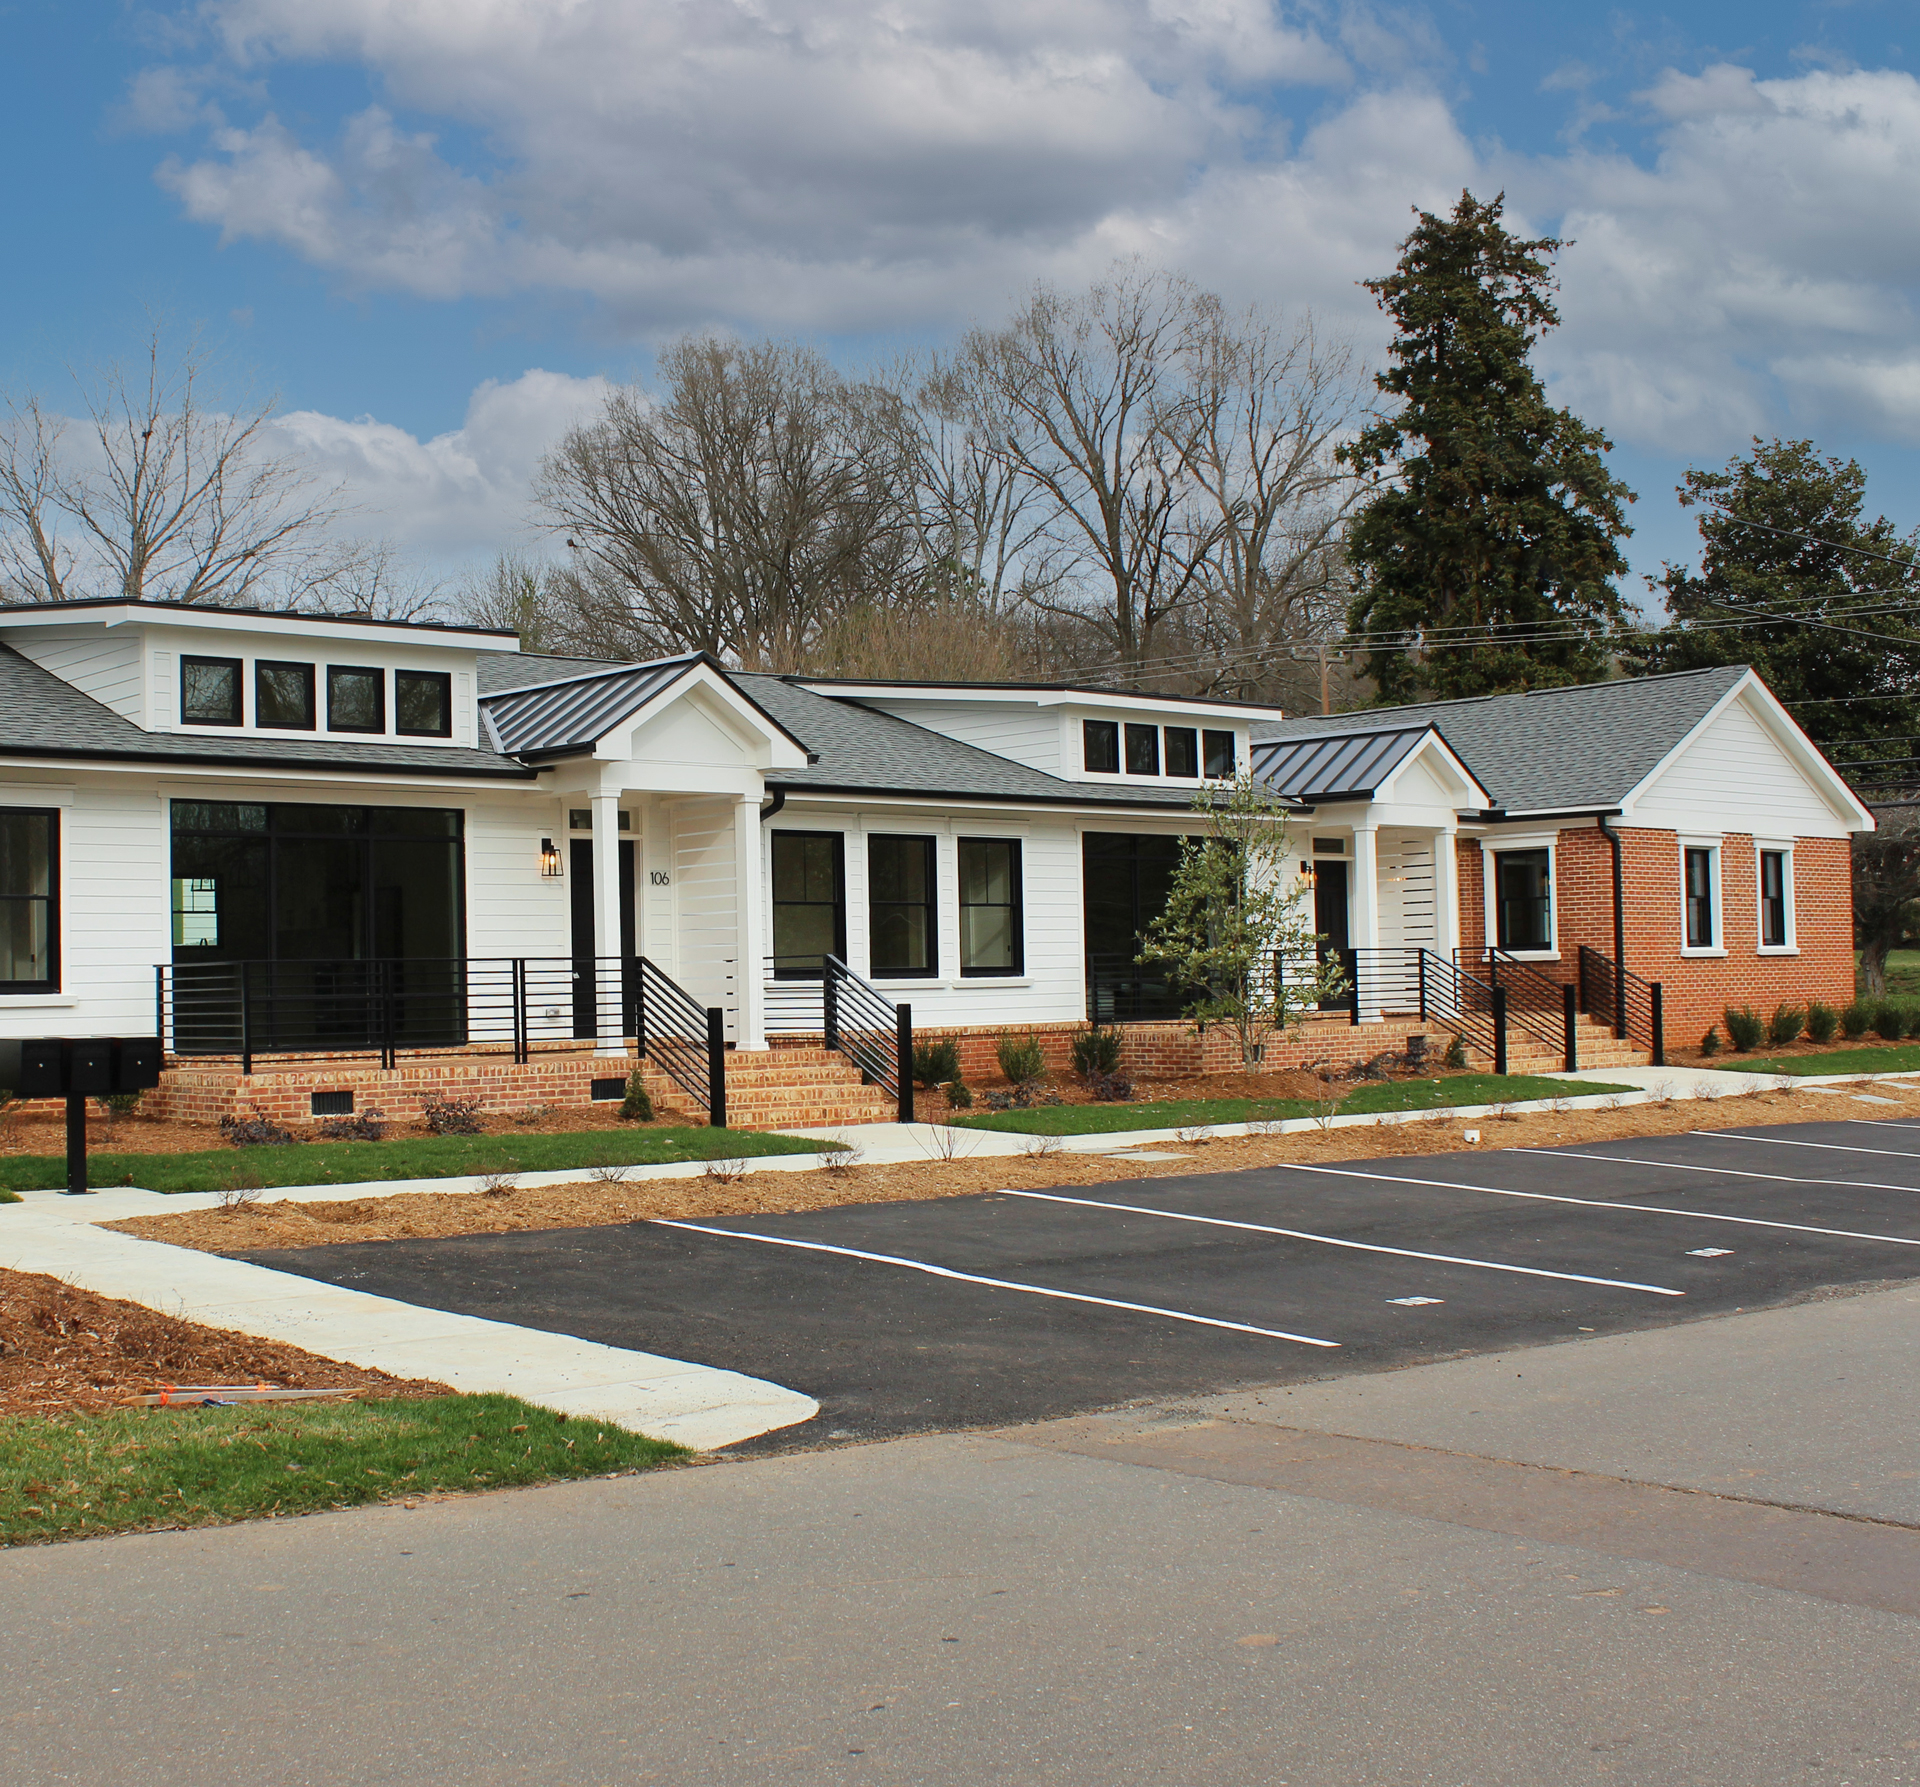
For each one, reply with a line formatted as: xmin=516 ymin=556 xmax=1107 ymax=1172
xmin=1478 ymin=947 xmax=1579 ymax=1070
xmin=156 ymin=955 xmax=731 ymax=1120
xmin=1578 ymin=945 xmax=1665 ymax=1066
xmin=1085 ymin=952 xmax=1185 ymax=1023
xmin=1413 ymin=948 xmax=1508 ymax=1073
xmin=824 ymin=954 xmax=913 ymax=1123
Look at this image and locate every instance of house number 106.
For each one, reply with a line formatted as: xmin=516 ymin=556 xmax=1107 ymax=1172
xmin=649 ymin=871 xmax=670 ymax=886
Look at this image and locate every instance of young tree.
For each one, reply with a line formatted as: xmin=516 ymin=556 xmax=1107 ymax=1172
xmin=1341 ymin=192 xmax=1636 ymax=703
xmin=1635 ymin=438 xmax=1920 ymax=784
xmin=1136 ymin=774 xmax=1345 ymax=1069
xmin=0 ymin=327 xmax=344 ymax=608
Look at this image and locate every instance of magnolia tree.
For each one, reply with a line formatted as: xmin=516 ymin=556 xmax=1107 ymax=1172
xmin=1138 ymin=774 xmax=1347 ymax=1068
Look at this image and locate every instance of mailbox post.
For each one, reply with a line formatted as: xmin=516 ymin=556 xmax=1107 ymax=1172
xmin=0 ymin=1037 xmax=163 ymax=1194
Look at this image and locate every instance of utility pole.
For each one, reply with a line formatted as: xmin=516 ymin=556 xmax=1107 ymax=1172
xmin=1288 ymin=640 xmax=1352 ymax=715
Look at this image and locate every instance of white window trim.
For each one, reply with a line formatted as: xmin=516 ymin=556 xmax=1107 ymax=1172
xmin=1755 ymin=839 xmax=1798 ymax=955
xmin=1679 ymin=834 xmax=1726 ymax=957
xmin=1479 ymin=833 xmax=1559 ymax=962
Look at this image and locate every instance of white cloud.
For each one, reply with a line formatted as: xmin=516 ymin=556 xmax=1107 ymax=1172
xmin=267 ymin=368 xmax=614 ymax=562
xmin=139 ymin=6 xmax=1920 ymax=460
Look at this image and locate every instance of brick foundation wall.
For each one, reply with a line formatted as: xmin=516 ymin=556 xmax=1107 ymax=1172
xmin=1460 ymin=825 xmax=1854 ymax=1044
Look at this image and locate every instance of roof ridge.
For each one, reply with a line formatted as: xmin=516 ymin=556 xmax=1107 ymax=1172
xmin=479 ymin=653 xmax=702 ymax=706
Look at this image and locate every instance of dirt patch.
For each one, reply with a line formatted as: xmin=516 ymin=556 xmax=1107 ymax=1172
xmin=108 ymin=1079 xmax=1919 ymax=1259
xmin=0 ymin=1266 xmax=450 ymax=1415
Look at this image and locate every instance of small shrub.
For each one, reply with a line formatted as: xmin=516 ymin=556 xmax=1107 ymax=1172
xmin=317 ymin=1110 xmax=386 ymax=1142
xmin=995 ymin=1031 xmax=1046 ymax=1087
xmin=1070 ymin=1025 xmax=1123 ymax=1078
xmin=1085 ymin=1070 xmax=1134 ymax=1103
xmin=422 ymin=1094 xmax=484 ymax=1136
xmin=1443 ymin=1034 xmax=1469 ymax=1071
xmin=478 ymin=1170 xmax=519 ymax=1197
xmin=1699 ymin=1027 xmax=1721 ymax=1057
xmin=1767 ymin=1003 xmax=1805 ymax=1048
xmin=702 ymin=1156 xmax=750 ymax=1184
xmin=943 ymin=1079 xmax=973 ymax=1110
xmin=1805 ymin=1001 xmax=1840 ymax=1045
xmin=1906 ymin=1003 xmax=1920 ymax=1041
xmin=1871 ymin=1002 xmax=1905 ymax=1043
xmin=219 ymin=1114 xmax=294 ymax=1148
xmin=216 ymin=1172 xmax=265 ymax=1210
xmin=1722 ymin=1006 xmax=1764 ymax=1052
xmin=94 ymin=1090 xmax=144 ymax=1124
xmin=619 ymin=1068 xmax=654 ymax=1123
xmin=1841 ymin=1001 xmax=1872 ymax=1039
xmin=1021 ymin=1130 xmax=1063 ymax=1158
xmin=912 ymin=1037 xmax=962 ymax=1090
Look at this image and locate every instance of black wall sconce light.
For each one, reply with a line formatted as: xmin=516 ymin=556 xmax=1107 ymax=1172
xmin=539 ymin=837 xmax=563 ymax=877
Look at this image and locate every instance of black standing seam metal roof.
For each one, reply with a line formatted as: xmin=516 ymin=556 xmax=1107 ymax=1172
xmin=481 ymin=656 xmax=703 ymax=755
xmin=1250 ymin=666 xmax=1756 ymax=812
xmin=1251 ymin=727 xmax=1441 ymax=803
xmin=475 ymin=650 xmax=631 ymax=695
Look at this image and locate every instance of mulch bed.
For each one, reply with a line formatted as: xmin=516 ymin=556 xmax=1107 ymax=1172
xmin=0 ymin=1267 xmax=450 ymax=1415
xmin=107 ymin=1077 xmax=1912 ymax=1259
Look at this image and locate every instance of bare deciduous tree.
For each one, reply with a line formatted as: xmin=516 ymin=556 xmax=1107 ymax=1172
xmin=534 ymin=337 xmax=922 ymax=668
xmin=0 ymin=328 xmax=344 ymax=608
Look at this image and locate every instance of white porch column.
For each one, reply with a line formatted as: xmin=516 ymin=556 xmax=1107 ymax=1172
xmin=1350 ymin=822 xmax=1382 ymax=1021
xmin=1432 ymin=827 xmax=1461 ymax=961
xmin=732 ymin=794 xmax=768 ymax=1051
xmin=591 ymin=790 xmax=625 ymax=1053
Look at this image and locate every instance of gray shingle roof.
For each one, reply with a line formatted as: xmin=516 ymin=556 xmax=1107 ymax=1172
xmin=482 ymin=655 xmax=702 ymax=755
xmin=1250 ymin=667 xmax=1752 ymax=811
xmin=1251 ymin=727 xmax=1437 ymax=802
xmin=0 ymin=644 xmax=535 ymax=779
xmin=740 ymin=676 xmax=1211 ymax=810
xmin=475 ymin=650 xmax=629 ymax=695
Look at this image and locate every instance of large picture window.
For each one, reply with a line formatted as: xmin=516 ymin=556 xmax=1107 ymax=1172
xmin=0 ymin=809 xmax=57 ymax=990
xmin=1684 ymin=845 xmax=1717 ymax=949
xmin=770 ymin=832 xmax=844 ymax=977
xmin=959 ymin=838 xmax=1022 ymax=975
xmin=1493 ymin=848 xmax=1551 ymax=951
xmin=869 ymin=835 xmax=936 ymax=977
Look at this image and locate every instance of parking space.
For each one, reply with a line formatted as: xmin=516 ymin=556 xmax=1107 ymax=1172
xmin=244 ymin=1115 xmax=1920 ymax=1446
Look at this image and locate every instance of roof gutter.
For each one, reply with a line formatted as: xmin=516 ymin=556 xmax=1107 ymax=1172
xmin=1461 ymin=806 xmax=1624 ymax=824
xmin=0 ymin=743 xmax=539 ymax=780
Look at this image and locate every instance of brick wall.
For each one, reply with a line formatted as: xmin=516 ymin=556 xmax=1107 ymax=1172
xmin=1461 ymin=824 xmax=1854 ymax=1045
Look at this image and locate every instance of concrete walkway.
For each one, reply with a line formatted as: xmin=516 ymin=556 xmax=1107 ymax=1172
xmin=1 ymin=1194 xmax=816 ymax=1450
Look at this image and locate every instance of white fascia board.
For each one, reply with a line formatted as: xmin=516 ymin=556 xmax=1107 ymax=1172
xmin=1618 ymin=670 xmax=1875 ymax=834
xmin=767 ymin=787 xmax=1219 ymax=821
xmin=806 ymin=682 xmax=1282 ymax=724
xmin=595 ymin=662 xmax=810 ymax=769
xmin=0 ymin=604 xmax=517 ymax=653
xmin=95 ymin=759 xmax=543 ymax=794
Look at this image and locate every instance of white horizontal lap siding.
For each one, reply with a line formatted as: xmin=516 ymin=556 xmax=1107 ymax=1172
xmin=1377 ymin=833 xmax=1436 ymax=949
xmin=463 ymin=797 xmax=571 ymax=1044
xmin=865 ymin=701 xmax=1062 ymax=774
xmin=673 ymin=798 xmax=738 ymax=1032
xmin=11 ymin=633 xmax=145 ymax=726
xmin=1629 ymin=700 xmax=1854 ymax=837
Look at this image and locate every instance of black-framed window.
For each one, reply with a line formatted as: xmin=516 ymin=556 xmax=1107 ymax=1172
xmin=869 ymin=834 xmax=936 ymax=977
xmin=1685 ymin=846 xmax=1716 ymax=948
xmin=1083 ymin=719 xmax=1119 ymax=773
xmin=1760 ymin=849 xmax=1789 ymax=947
xmin=181 ymin=656 xmax=243 ymax=726
xmin=959 ymin=837 xmax=1022 ymax=976
xmin=255 ymin=661 xmax=315 ymax=730
xmin=771 ymin=831 xmax=844 ymax=977
xmin=0 ymin=808 xmax=57 ymax=990
xmin=1164 ymin=727 xmax=1198 ymax=777
xmin=1494 ymin=848 xmax=1551 ymax=951
xmin=396 ymin=670 xmax=453 ymax=738
xmin=1204 ymin=729 xmax=1236 ymax=777
xmin=328 ymin=666 xmax=386 ymax=733
xmin=1125 ymin=723 xmax=1160 ymax=776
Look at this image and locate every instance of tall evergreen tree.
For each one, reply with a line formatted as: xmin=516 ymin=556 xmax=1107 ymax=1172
xmin=1341 ymin=192 xmax=1635 ymax=703
xmin=1637 ymin=438 xmax=1920 ymax=792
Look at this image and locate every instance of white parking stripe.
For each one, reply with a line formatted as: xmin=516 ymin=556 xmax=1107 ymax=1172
xmin=996 ymin=1188 xmax=1683 ymax=1296
xmin=1850 ymin=1119 xmax=1920 ymax=1132
xmin=1518 ymin=1147 xmax=1920 ymax=1196
xmin=652 ymin=1220 xmax=1342 ymax=1347
xmin=1277 ymin=1162 xmax=1920 ymax=1248
xmin=1695 ymin=1132 xmax=1920 ymax=1162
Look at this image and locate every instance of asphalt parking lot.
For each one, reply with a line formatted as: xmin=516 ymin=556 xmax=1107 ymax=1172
xmin=246 ymin=1114 xmax=1920 ymax=1445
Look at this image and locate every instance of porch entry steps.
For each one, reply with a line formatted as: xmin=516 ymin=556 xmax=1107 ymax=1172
xmin=636 ymin=1045 xmax=895 ymax=1129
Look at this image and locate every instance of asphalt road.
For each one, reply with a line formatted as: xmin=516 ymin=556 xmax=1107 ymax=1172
xmin=243 ymin=1114 xmax=1920 ymax=1445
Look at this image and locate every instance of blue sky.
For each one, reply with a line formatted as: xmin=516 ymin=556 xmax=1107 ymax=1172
xmin=3 ymin=1 xmax=1917 ymax=596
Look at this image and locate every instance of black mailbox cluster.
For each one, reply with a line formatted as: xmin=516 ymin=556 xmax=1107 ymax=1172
xmin=0 ymin=1037 xmax=163 ymax=1098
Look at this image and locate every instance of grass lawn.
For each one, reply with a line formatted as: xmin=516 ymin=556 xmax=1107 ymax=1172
xmin=950 ymin=1073 xmax=1637 ymax=1135
xmin=0 ymin=1125 xmax=838 ymax=1196
xmin=1720 ymin=1042 xmax=1920 ymax=1077
xmin=0 ymin=1393 xmax=687 ymax=1546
